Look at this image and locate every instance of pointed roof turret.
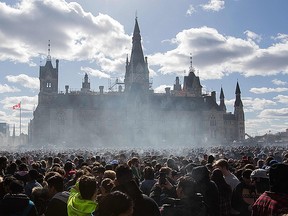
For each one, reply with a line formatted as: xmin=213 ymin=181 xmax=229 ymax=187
xmin=124 ymin=17 xmax=149 ymax=92
xmin=130 ymin=17 xmax=145 ymax=65
xmin=234 ymin=81 xmax=243 ymax=107
xmin=219 ymin=87 xmax=226 ymax=111
xmin=220 ymin=87 xmax=225 ymax=99
xmin=235 ymin=81 xmax=241 ymax=95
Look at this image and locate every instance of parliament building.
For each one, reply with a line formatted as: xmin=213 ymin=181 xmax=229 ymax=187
xmin=29 ymin=18 xmax=245 ymax=148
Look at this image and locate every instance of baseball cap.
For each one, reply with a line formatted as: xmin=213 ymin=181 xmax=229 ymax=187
xmin=250 ymin=169 xmax=268 ymax=179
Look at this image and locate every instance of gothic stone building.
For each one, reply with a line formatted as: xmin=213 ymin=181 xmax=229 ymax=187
xmin=29 ymin=18 xmax=245 ymax=148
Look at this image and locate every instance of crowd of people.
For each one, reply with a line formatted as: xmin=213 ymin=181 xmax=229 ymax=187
xmin=0 ymin=145 xmax=288 ymax=216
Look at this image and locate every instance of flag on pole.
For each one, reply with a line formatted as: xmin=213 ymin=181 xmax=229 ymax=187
xmin=12 ymin=102 xmax=21 ymax=109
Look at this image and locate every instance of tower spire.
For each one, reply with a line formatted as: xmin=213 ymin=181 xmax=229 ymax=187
xmin=47 ymin=40 xmax=51 ymax=61
xmin=189 ymin=53 xmax=193 ymax=71
xmin=219 ymin=86 xmax=226 ymax=111
xmin=234 ymin=81 xmax=243 ymax=107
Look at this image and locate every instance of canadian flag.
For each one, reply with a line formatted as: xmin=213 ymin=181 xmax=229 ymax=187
xmin=12 ymin=102 xmax=21 ymax=109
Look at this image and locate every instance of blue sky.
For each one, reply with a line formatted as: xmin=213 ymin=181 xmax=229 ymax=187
xmin=0 ymin=0 xmax=288 ymax=137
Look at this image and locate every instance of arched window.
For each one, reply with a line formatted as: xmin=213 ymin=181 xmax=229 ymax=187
xmin=210 ymin=115 xmax=216 ymax=126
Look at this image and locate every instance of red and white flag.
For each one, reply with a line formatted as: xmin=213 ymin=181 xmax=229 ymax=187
xmin=12 ymin=102 xmax=21 ymax=109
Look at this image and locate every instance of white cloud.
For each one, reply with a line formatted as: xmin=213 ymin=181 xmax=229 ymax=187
xmin=259 ymin=108 xmax=288 ymax=119
xmin=274 ymin=95 xmax=288 ymax=104
xmin=0 ymin=95 xmax=38 ymax=111
xmin=186 ymin=4 xmax=196 ymax=16
xmin=0 ymin=0 xmax=130 ymax=73
xmin=0 ymin=84 xmax=20 ymax=93
xmin=227 ymin=97 xmax=277 ymax=112
xmin=201 ymin=0 xmax=225 ymax=12
xmin=6 ymin=74 xmax=39 ymax=89
xmin=244 ymin=30 xmax=262 ymax=43
xmin=272 ymin=33 xmax=288 ymax=43
xmin=272 ymin=79 xmax=287 ymax=86
xmin=149 ymin=25 xmax=288 ymax=79
xmin=1 ymin=0 xmax=288 ymax=81
xmin=80 ymin=66 xmax=110 ymax=79
xmin=250 ymin=87 xmax=288 ymax=94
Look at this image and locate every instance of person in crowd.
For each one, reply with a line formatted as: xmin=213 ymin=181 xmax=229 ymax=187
xmin=14 ymin=163 xmax=29 ymax=184
xmin=140 ymin=166 xmax=157 ymax=196
xmin=231 ymin=169 xmax=257 ymax=216
xmin=0 ymin=178 xmax=38 ymax=215
xmin=30 ymin=186 xmax=50 ymax=216
xmin=63 ymin=161 xmax=76 ymax=185
xmin=214 ymin=159 xmax=240 ymax=191
xmin=98 ymin=177 xmax=114 ymax=198
xmin=25 ymin=169 xmax=43 ymax=198
xmin=252 ymin=163 xmax=288 ymax=215
xmin=129 ymin=157 xmax=142 ymax=182
xmin=92 ymin=166 xmax=106 ymax=185
xmin=191 ymin=165 xmax=220 ymax=216
xmin=0 ymin=175 xmax=15 ymax=199
xmin=0 ymin=156 xmax=8 ymax=177
xmin=150 ymin=168 xmax=177 ymax=206
xmin=166 ymin=158 xmax=179 ymax=172
xmin=94 ymin=191 xmax=133 ymax=216
xmin=45 ymin=173 xmax=70 ymax=216
xmin=250 ymin=168 xmax=269 ymax=196
xmin=210 ymin=168 xmax=232 ymax=216
xmin=113 ymin=164 xmax=160 ymax=216
xmin=160 ymin=176 xmax=207 ymax=216
xmin=67 ymin=175 xmax=98 ymax=216
xmin=256 ymin=159 xmax=264 ymax=169
xmin=6 ymin=162 xmax=18 ymax=175
xmin=103 ymin=169 xmax=116 ymax=180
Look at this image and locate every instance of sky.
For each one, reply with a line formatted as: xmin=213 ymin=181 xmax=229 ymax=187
xmin=0 ymin=0 xmax=288 ymax=137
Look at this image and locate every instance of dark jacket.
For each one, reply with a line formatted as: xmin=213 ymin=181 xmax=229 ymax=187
xmin=192 ymin=166 xmax=220 ymax=216
xmin=113 ymin=180 xmax=160 ymax=216
xmin=149 ymin=180 xmax=177 ymax=206
xmin=160 ymin=195 xmax=208 ymax=216
xmin=45 ymin=191 xmax=70 ymax=216
xmin=0 ymin=193 xmax=38 ymax=216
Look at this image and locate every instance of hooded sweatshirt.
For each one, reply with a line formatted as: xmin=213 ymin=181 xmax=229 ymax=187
xmin=0 ymin=193 xmax=37 ymax=215
xmin=67 ymin=183 xmax=98 ymax=216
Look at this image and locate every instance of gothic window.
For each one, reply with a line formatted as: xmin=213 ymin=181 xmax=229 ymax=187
xmin=210 ymin=115 xmax=216 ymax=126
xmin=46 ymin=82 xmax=52 ymax=88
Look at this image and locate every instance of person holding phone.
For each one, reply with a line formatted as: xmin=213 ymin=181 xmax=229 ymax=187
xmin=149 ymin=167 xmax=178 ymax=206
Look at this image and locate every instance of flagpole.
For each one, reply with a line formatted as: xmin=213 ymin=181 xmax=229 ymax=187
xmin=20 ymin=101 xmax=21 ymax=135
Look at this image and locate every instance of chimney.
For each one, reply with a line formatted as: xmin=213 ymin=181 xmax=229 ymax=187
xmin=211 ymin=91 xmax=216 ymax=101
xmin=99 ymin=86 xmax=104 ymax=94
xmin=118 ymin=85 xmax=122 ymax=92
xmin=56 ymin=59 xmax=59 ymax=70
xmin=65 ymin=85 xmax=69 ymax=94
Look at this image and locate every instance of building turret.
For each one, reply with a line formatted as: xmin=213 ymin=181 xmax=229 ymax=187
xmin=124 ymin=17 xmax=149 ymax=93
xmin=173 ymin=77 xmax=181 ymax=91
xmin=219 ymin=87 xmax=226 ymax=112
xmin=183 ymin=56 xmax=202 ymax=96
xmin=81 ymin=73 xmax=91 ymax=92
xmin=38 ymin=40 xmax=59 ymax=105
xmin=234 ymin=81 xmax=245 ymax=141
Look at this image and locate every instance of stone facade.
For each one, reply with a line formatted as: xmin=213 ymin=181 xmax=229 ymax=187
xmin=29 ymin=18 xmax=245 ymax=148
